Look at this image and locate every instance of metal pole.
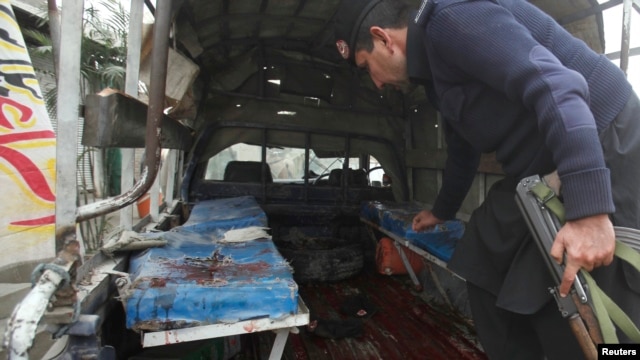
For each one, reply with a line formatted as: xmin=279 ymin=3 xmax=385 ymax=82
xmin=621 ymin=0 xmax=633 ymax=75
xmin=54 ymin=0 xmax=83 ymax=252
xmin=120 ymin=0 xmax=145 ymax=229
xmin=47 ymin=0 xmax=60 ymax=81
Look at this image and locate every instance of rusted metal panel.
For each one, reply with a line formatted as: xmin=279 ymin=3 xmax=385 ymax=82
xmin=82 ymin=91 xmax=192 ymax=150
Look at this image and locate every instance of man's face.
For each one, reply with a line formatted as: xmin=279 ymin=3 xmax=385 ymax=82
xmin=354 ymin=37 xmax=412 ymax=93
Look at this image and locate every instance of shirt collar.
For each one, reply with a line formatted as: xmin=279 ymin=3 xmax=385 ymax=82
xmin=406 ymin=11 xmax=431 ymax=85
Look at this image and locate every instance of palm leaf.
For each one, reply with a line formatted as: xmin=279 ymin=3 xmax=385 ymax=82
xmin=22 ymin=28 xmax=52 ymax=47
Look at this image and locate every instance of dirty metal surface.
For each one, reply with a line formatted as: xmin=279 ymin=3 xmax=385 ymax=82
xmin=82 ymin=92 xmax=193 ymax=150
xmin=261 ymin=270 xmax=487 ymax=360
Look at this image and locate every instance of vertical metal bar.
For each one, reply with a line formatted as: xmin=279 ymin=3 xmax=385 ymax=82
xmin=178 ymin=150 xmax=184 ymax=195
xmin=621 ymin=0 xmax=633 ymax=75
xmin=392 ymin=241 xmax=422 ymax=288
xmin=54 ymin=0 xmax=84 ymax=252
xmin=164 ymin=150 xmax=177 ymax=205
xmin=150 ymin=174 xmax=161 ymax=221
xmin=141 ymin=0 xmax=171 ymax=213
xmin=343 ymin=136 xmax=350 ymax=202
xmin=268 ymin=328 xmax=291 ymax=360
xmin=148 ymin=2 xmax=167 ymax=222
xmin=120 ymin=0 xmax=145 ymax=229
xmin=47 ymin=0 xmax=60 ymax=80
xmin=303 ymin=132 xmax=310 ymax=202
xmin=92 ymin=148 xmax=105 ymax=198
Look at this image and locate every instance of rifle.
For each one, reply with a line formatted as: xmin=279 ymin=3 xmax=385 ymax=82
xmin=515 ymin=174 xmax=602 ymax=360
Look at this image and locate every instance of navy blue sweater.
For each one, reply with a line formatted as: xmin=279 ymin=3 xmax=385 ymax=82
xmin=408 ymin=0 xmax=632 ymax=221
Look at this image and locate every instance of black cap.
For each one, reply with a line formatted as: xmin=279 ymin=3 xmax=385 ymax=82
xmin=334 ymin=0 xmax=383 ymax=64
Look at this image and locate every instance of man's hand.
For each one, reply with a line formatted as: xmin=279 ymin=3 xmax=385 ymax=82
xmin=412 ymin=210 xmax=444 ymax=232
xmin=550 ymin=214 xmax=615 ymax=297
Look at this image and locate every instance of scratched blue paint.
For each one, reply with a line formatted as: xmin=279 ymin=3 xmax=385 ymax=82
xmin=125 ymin=196 xmax=298 ymax=331
xmin=361 ymin=201 xmax=464 ymax=262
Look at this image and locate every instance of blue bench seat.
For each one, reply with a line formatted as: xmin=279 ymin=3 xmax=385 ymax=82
xmin=361 ymin=201 xmax=464 ymax=262
xmin=125 ymin=196 xmax=298 ymax=331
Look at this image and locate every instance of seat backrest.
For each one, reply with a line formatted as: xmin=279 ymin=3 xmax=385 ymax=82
xmin=348 ymin=169 xmax=368 ymax=187
xmin=223 ymin=161 xmax=273 ymax=183
xmin=328 ymin=168 xmax=343 ymax=186
xmin=327 ymin=168 xmax=368 ymax=187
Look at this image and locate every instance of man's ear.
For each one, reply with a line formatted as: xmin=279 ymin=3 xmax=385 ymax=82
xmin=369 ymin=26 xmax=392 ymax=49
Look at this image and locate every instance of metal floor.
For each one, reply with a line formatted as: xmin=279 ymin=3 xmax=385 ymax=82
xmin=257 ymin=269 xmax=487 ymax=360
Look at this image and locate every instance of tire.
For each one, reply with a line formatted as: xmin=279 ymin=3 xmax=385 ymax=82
xmin=276 ymin=237 xmax=364 ymax=283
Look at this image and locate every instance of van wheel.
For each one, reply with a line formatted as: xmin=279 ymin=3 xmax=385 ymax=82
xmin=276 ymin=237 xmax=364 ymax=283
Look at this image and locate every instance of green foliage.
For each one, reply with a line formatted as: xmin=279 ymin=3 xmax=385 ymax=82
xmin=82 ymin=0 xmax=129 ymax=92
xmin=25 ymin=0 xmax=129 ymax=97
xmin=21 ymin=28 xmax=52 ymax=51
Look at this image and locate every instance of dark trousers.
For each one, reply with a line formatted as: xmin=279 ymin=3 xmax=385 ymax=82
xmin=467 ymin=282 xmax=585 ymax=360
xmin=464 ymin=92 xmax=640 ymax=359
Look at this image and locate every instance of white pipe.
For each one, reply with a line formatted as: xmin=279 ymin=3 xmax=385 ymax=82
xmin=4 ymin=265 xmax=72 ymax=360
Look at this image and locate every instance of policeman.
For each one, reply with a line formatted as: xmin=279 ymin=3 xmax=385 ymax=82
xmin=333 ymin=0 xmax=640 ymax=358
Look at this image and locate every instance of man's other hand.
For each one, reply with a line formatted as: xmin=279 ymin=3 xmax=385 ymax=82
xmin=412 ymin=210 xmax=444 ymax=232
xmin=550 ymin=213 xmax=616 ymax=297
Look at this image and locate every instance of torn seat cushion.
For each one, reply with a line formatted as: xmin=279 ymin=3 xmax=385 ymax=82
xmin=124 ymin=196 xmax=298 ymax=332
